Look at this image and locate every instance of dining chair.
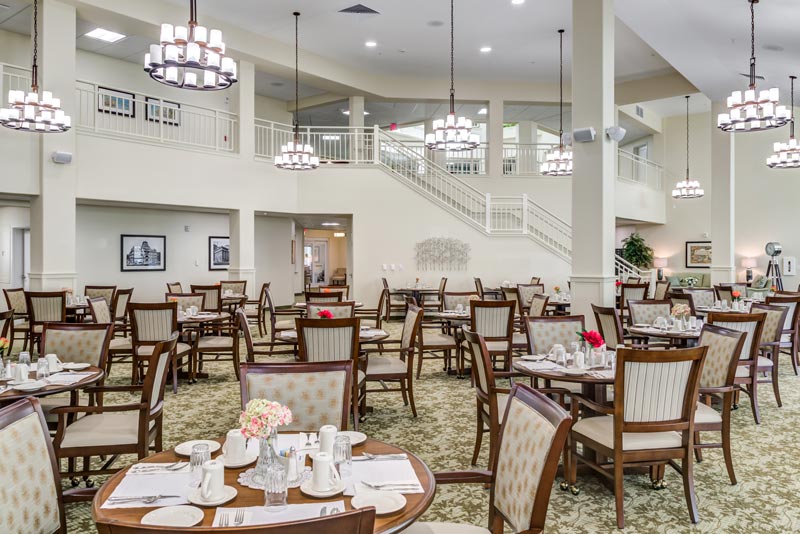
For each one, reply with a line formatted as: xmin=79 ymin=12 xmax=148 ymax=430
xmin=748 ymin=303 xmax=788 ymax=411
xmin=354 ymin=288 xmax=387 ymax=329
xmin=84 ymin=285 xmax=116 ymax=305
xmin=619 ymin=283 xmax=649 ymax=321
xmin=530 ymin=276 xmax=542 ymax=284
xmin=443 ymin=290 xmax=479 ymax=312
xmin=190 ymin=284 xmax=222 ymax=313
xmin=382 ymin=277 xmax=406 ymax=320
xmin=51 ymin=335 xmax=178 ymax=498
xmin=3 ymin=287 xmax=29 ymax=353
xmin=706 ymin=312 xmax=766 ymax=424
xmin=667 ymin=291 xmax=696 ymax=316
xmin=0 ymin=308 xmax=11 ymax=339
xmin=165 ymin=282 xmax=182 ymax=293
xmin=592 ymin=305 xmax=625 ymax=350
xmin=220 ymin=279 xmax=247 ymax=297
xmin=240 ymin=361 xmax=353 ymax=431
xmin=305 ymin=291 xmax=344 ymax=303
xmin=307 ymin=301 xmax=356 ymax=318
xmin=264 ymin=286 xmax=302 ymax=354
xmin=415 ymin=306 xmax=459 ymax=379
xmin=516 ymin=284 xmax=546 ymax=315
xmin=164 ymin=292 xmax=205 ymax=311
xmin=129 ymin=302 xmax=193 ymax=393
xmin=765 ymin=294 xmax=800 ymax=375
xmin=0 ymin=398 xmax=68 ymax=534
xmin=193 ymin=307 xmax=242 ymax=381
xmin=111 ymin=288 xmax=133 ymax=338
xmin=654 ymin=280 xmax=671 ymax=300
xmin=25 ymin=291 xmax=67 ymax=354
xmin=422 ymin=277 xmax=448 ymax=311
xmin=684 ymin=288 xmax=716 ymax=309
xmin=403 ymin=384 xmax=570 ymax=534
xmin=315 ymin=285 xmax=350 ymax=299
xmin=244 ymin=282 xmax=270 ymax=337
xmin=625 ymin=275 xmax=642 ymax=283
xmin=500 ymin=286 xmax=517 ymax=304
xmin=528 ymin=294 xmax=550 ymax=318
xmin=714 ymin=285 xmax=735 ymax=303
xmin=627 ymin=300 xmax=672 ymax=345
xmin=523 ymin=315 xmax=587 ymax=396
xmin=474 ymin=277 xmax=501 ymax=300
xmin=566 ymin=346 xmax=707 ymax=529
xmin=88 ymin=297 xmax=134 ymax=378
xmin=460 ymin=300 xmax=518 ymax=375
xmin=296 ymin=317 xmax=364 ymax=430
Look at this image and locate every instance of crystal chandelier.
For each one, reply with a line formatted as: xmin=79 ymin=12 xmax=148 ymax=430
xmin=672 ymin=96 xmax=705 ymax=199
xmin=424 ymin=0 xmax=479 ymax=151
xmin=144 ymin=0 xmax=237 ymax=91
xmin=717 ymin=0 xmax=789 ymax=132
xmin=0 ymin=0 xmax=70 ymax=133
xmin=541 ymin=29 xmax=572 ymax=176
xmin=274 ymin=12 xmax=319 ymax=171
xmin=767 ymin=76 xmax=800 ymax=169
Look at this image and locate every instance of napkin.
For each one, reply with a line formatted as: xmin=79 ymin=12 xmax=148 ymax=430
xmin=127 ymin=462 xmax=189 ymax=475
xmin=588 ymin=370 xmax=615 ymax=379
xmin=101 ymin=471 xmax=193 ymax=508
xmin=344 ymin=459 xmax=423 ymax=495
xmin=361 ymin=329 xmax=387 ymax=338
xmin=280 ymin=331 xmax=298 ymax=339
xmin=518 ymin=361 xmax=559 ymax=371
xmin=213 ymin=502 xmax=346 ymax=527
xmin=45 ymin=371 xmax=97 ymax=385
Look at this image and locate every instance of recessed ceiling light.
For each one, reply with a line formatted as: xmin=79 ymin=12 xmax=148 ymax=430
xmin=477 ymin=108 xmax=487 ymax=115
xmin=270 ymin=81 xmax=285 ymax=87
xmin=511 ymin=0 xmax=525 ymax=4
xmin=427 ymin=20 xmax=444 ymax=27
xmin=321 ymin=222 xmax=341 ymax=227
xmin=365 ymin=41 xmax=377 ymax=47
xmin=342 ymin=110 xmax=370 ymax=116
xmin=480 ymin=46 xmax=492 ymax=53
xmin=84 ymin=28 xmax=126 ymax=43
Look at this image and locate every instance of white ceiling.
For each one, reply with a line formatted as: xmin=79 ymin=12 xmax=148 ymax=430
xmin=643 ymin=93 xmax=711 ymax=118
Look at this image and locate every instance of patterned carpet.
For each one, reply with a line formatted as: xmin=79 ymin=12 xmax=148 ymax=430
xmin=31 ymin=319 xmax=800 ymax=533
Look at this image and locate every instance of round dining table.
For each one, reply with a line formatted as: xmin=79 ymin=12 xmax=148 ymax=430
xmin=294 ymin=301 xmax=365 ymax=310
xmin=277 ymin=329 xmax=390 ymax=345
xmin=177 ymin=311 xmax=231 ymax=326
xmin=92 ymin=436 xmax=436 ymax=534
xmin=627 ymin=325 xmax=701 ymax=347
xmin=0 ymin=365 xmax=104 ymax=405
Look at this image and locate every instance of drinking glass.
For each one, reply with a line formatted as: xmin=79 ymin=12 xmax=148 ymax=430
xmin=604 ymin=351 xmax=616 ymax=371
xmin=654 ymin=317 xmax=667 ymax=331
xmin=189 ymin=443 xmax=211 ymax=486
xmin=553 ymin=346 xmax=567 ymax=367
xmin=689 ymin=316 xmax=698 ymax=330
xmin=721 ymin=300 xmax=729 ymax=311
xmin=36 ymin=358 xmax=49 ymax=380
xmin=333 ymin=435 xmax=352 ymax=479
xmin=264 ymin=463 xmax=288 ymax=512
xmin=18 ymin=351 xmax=31 ymax=366
xmin=569 ymin=341 xmax=580 ymax=355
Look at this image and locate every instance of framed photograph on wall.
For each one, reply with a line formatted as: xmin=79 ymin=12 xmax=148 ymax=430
xmin=209 ymin=236 xmax=230 ymax=271
xmin=145 ymin=97 xmax=181 ymax=125
xmin=685 ymin=241 xmax=712 ymax=269
xmin=121 ymin=235 xmax=165 ymax=272
xmin=98 ymin=87 xmax=135 ymax=117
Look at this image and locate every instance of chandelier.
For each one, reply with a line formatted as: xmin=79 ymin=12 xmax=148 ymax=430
xmin=424 ymin=0 xmax=479 ymax=151
xmin=274 ymin=12 xmax=319 ymax=171
xmin=541 ymin=29 xmax=572 ymax=176
xmin=672 ymin=96 xmax=705 ymax=199
xmin=144 ymin=0 xmax=237 ymax=91
xmin=767 ymin=76 xmax=800 ymax=169
xmin=717 ymin=0 xmax=789 ymax=132
xmin=0 ymin=0 xmax=70 ymax=133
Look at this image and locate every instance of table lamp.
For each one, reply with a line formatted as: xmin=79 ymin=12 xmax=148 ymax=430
xmin=653 ymin=258 xmax=668 ymax=281
xmin=742 ymin=258 xmax=757 ymax=282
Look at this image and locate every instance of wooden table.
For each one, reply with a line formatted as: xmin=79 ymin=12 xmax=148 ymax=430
xmin=277 ymin=330 xmax=390 ymax=345
xmin=512 ymin=360 xmax=612 ymax=403
xmin=392 ymin=288 xmax=438 ymax=305
xmin=92 ymin=437 xmax=436 ymax=534
xmin=0 ymin=366 xmax=104 ymax=405
xmin=627 ymin=325 xmax=700 ymax=347
xmin=294 ymin=302 xmax=365 ymax=310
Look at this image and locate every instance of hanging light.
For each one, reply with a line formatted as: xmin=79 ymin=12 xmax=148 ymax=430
xmin=424 ymin=0 xmax=479 ymax=151
xmin=672 ymin=96 xmax=705 ymax=199
xmin=144 ymin=0 xmax=237 ymax=91
xmin=274 ymin=12 xmax=319 ymax=171
xmin=717 ymin=0 xmax=789 ymax=132
xmin=767 ymin=76 xmax=800 ymax=168
xmin=0 ymin=0 xmax=70 ymax=133
xmin=541 ymin=29 xmax=572 ymax=176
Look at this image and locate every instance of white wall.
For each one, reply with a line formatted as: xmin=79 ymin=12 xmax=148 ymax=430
xmin=0 ymin=207 xmax=30 ymax=300
xmin=255 ymin=95 xmax=292 ymax=124
xmin=254 ymin=216 xmax=295 ymax=306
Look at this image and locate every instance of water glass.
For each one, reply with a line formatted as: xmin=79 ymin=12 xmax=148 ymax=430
xmin=569 ymin=341 xmax=580 ymax=356
xmin=18 ymin=351 xmax=31 ymax=366
xmin=689 ymin=316 xmax=698 ymax=330
xmin=605 ymin=351 xmax=617 ymax=371
xmin=333 ymin=435 xmax=352 ymax=479
xmin=264 ymin=463 xmax=288 ymax=512
xmin=189 ymin=443 xmax=211 ymax=486
xmin=36 ymin=358 xmax=49 ymax=380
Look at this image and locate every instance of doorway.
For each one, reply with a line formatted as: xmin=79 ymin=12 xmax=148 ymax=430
xmin=11 ymin=228 xmax=30 ymax=290
xmin=304 ymin=239 xmax=328 ymax=287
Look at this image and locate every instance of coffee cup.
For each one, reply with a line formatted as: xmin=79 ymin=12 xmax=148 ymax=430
xmin=45 ymin=354 xmax=61 ymax=373
xmin=223 ymin=429 xmax=247 ymax=464
xmin=200 ymin=459 xmax=225 ymax=501
xmin=318 ymin=425 xmax=337 ymax=456
xmin=311 ymin=452 xmax=341 ymax=492
xmin=14 ymin=363 xmax=29 ymax=383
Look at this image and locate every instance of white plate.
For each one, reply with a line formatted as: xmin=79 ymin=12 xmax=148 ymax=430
xmin=351 ymin=491 xmax=406 ymax=515
xmin=13 ymin=380 xmax=47 ymax=392
xmin=561 ymin=368 xmax=587 ymax=376
xmin=520 ymin=354 xmax=545 ymax=362
xmin=61 ymin=362 xmax=90 ymax=370
xmin=187 ymin=485 xmax=237 ymax=507
xmin=174 ymin=440 xmax=221 ymax=457
xmin=633 ymin=323 xmax=650 ymax=328
xmin=338 ymin=430 xmax=367 ymax=446
xmin=141 ymin=505 xmax=204 ymax=527
xmin=222 ymin=451 xmax=258 ymax=469
xmin=300 ymin=478 xmax=345 ymax=498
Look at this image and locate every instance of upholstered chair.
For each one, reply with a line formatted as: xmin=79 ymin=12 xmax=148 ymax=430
xmin=190 ymin=284 xmax=222 ymax=313
xmin=524 ymin=315 xmax=586 ymax=355
xmin=654 ymin=280 xmax=671 ymax=300
xmin=474 ymin=277 xmax=501 ymax=300
xmin=382 ymin=277 xmax=406 ymax=320
xmin=244 ymin=282 xmax=270 ymax=337
xmin=0 ymin=309 xmax=11 ymax=347
xmin=749 ymin=303 xmax=789 ymax=412
xmin=592 ymin=305 xmax=625 ymax=350
xmin=684 ymin=288 xmax=715 ymax=309
xmin=84 ymin=285 xmax=116 ymax=305
xmin=415 ymin=308 xmax=459 ymax=379
xmin=619 ymin=283 xmax=649 ymax=320
xmin=129 ymin=302 xmax=193 ymax=393
xmin=765 ymin=294 xmax=800 ymax=375
xmin=307 ymin=301 xmax=356 ymax=319
xmin=165 ymin=282 xmax=183 ymax=293
xmin=3 ymin=288 xmax=29 ymax=353
xmin=528 ymin=294 xmax=550 ymax=318
xmin=667 ymin=291 xmax=696 ymax=316
xmin=305 ymin=291 xmax=344 ymax=304
xmin=460 ymin=300 xmax=518 ymax=375
xmin=111 ymin=288 xmax=134 ymax=337
xmin=88 ymin=297 xmax=133 ymax=378
xmin=25 ymin=291 xmax=67 ymax=354
xmin=530 ymin=276 xmax=542 ymax=284
xmin=236 ymin=308 xmax=290 ymax=362
xmin=627 ymin=299 xmax=672 ymax=327
xmin=220 ymin=280 xmax=247 ymax=296
xmin=354 ymin=288 xmax=387 ymax=329
xmin=164 ymin=292 xmax=205 ymax=312
xmin=442 ymin=291 xmax=479 ymax=312
xmin=421 ymin=277 xmax=447 ymax=311
xmin=516 ymin=284 xmax=545 ymax=315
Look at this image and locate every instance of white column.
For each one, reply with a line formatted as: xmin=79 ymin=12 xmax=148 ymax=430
xmin=517 ymin=120 xmax=538 ymax=174
xmin=517 ymin=121 xmax=538 ymax=144
xmin=228 ymin=209 xmax=256 ymax=291
xmin=710 ymin=101 xmax=735 ymax=284
xmin=349 ymin=96 xmax=365 ymax=162
xmin=237 ymin=60 xmax=255 ymax=160
xmin=28 ymin=0 xmax=77 ymax=292
xmin=487 ymin=98 xmax=504 ymax=177
xmin=569 ymin=0 xmax=616 ymax=324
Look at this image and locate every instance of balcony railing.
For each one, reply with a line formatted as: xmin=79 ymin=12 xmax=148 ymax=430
xmin=0 ymin=63 xmax=32 ymax=96
xmin=502 ymin=143 xmax=559 ymax=176
xmin=617 ymin=148 xmax=663 ymax=190
xmin=254 ymin=119 xmax=374 ymax=164
xmin=399 ymin=140 xmax=488 ymax=175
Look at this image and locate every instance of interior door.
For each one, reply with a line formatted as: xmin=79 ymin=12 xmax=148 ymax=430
xmin=23 ymin=229 xmax=30 ymax=290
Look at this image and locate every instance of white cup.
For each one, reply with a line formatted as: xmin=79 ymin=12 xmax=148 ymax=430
xmin=191 ymin=306 xmax=199 ymax=316
xmin=311 ymin=452 xmax=341 ymax=492
xmin=14 ymin=363 xmax=29 ymax=383
xmin=45 ymin=354 xmax=61 ymax=373
xmin=318 ymin=425 xmax=337 ymax=457
xmin=223 ymin=429 xmax=247 ymax=464
xmin=200 ymin=459 xmax=225 ymax=501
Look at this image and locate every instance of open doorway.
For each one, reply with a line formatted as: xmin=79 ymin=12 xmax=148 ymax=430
xmin=11 ymin=228 xmax=30 ymax=290
xmin=304 ymin=238 xmax=328 ymax=287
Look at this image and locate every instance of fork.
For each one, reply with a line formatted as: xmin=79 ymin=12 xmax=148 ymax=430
xmin=219 ymin=512 xmax=229 ymax=527
xmin=361 ymin=481 xmax=420 ymax=491
xmin=107 ymin=494 xmax=180 ymax=504
xmin=234 ymin=508 xmax=245 ymax=526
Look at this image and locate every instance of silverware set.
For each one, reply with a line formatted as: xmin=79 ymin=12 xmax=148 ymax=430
xmin=129 ymin=461 xmax=187 ymax=473
xmin=361 ymin=481 xmax=421 ymax=491
xmin=218 ymin=508 xmax=245 ymax=527
xmin=352 ymin=452 xmax=408 ymax=462
xmin=107 ymin=494 xmax=180 ymax=504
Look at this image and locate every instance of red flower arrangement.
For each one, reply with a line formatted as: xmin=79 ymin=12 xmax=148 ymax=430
xmin=615 ymin=280 xmax=623 ymax=288
xmin=317 ymin=309 xmax=333 ymax=319
xmin=577 ymin=329 xmax=605 ymax=348
xmin=731 ymin=291 xmax=742 ymax=301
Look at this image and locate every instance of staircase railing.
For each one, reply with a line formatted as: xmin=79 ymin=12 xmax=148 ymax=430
xmin=614 ymin=254 xmax=651 ymax=280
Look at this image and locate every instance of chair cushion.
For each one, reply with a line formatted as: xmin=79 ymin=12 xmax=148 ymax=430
xmin=694 ymin=402 xmax=722 ymax=424
xmin=571 ymin=415 xmax=682 ymax=451
xmin=403 ymin=523 xmax=489 ymax=534
xmin=481 ymin=392 xmax=508 ymax=420
xmin=420 ymin=332 xmax=457 ymax=348
xmin=197 ymin=336 xmax=234 ymax=350
xmin=60 ymin=412 xmax=155 ymax=448
xmin=274 ymin=320 xmax=295 ymax=330
xmin=512 ymin=332 xmax=527 ymax=347
xmin=367 ymin=356 xmax=408 ymax=376
xmin=136 ymin=342 xmax=191 ymax=356
xmin=109 ymin=337 xmax=132 ymax=351
xmin=736 ymin=356 xmax=774 ymax=377
xmin=14 ymin=320 xmax=30 ymax=330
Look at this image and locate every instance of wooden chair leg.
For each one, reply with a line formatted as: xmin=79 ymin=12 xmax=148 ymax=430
xmin=693 ymin=432 xmax=703 ymax=462
xmin=722 ymin=410 xmax=737 ymax=485
xmin=614 ymin=459 xmax=625 ymax=529
xmin=471 ymin=405 xmax=483 ymax=466
xmin=749 ymin=379 xmax=761 ymax=424
xmin=171 ymin=354 xmax=178 ymax=394
xmin=682 ymin=453 xmax=700 ymax=524
xmin=416 ymin=346 xmax=424 ymax=379
xmin=406 ymin=377 xmax=418 ymax=417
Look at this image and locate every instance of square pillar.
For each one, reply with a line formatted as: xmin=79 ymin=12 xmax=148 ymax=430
xmin=487 ymin=98 xmax=504 ymax=177
xmin=349 ymin=96 xmax=365 ymax=162
xmin=710 ymin=101 xmax=735 ymax=284
xmin=517 ymin=121 xmax=538 ymax=174
xmin=569 ymin=0 xmax=616 ymax=324
xmin=237 ymin=60 xmax=255 ymax=159
xmin=228 ymin=209 xmax=256 ymax=291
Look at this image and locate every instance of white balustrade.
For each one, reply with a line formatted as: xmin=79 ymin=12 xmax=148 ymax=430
xmin=617 ymin=148 xmax=664 ymax=190
xmin=502 ymin=143 xmax=559 ymax=176
xmin=254 ymin=119 xmax=374 ymax=164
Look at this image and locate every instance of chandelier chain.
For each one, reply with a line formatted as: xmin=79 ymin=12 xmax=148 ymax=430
xmin=558 ymin=29 xmax=564 ymax=147
xmin=685 ymin=95 xmax=690 ymax=179
xmin=32 ymin=0 xmax=38 ymax=91
xmin=748 ymin=0 xmax=756 ymax=88
xmin=791 ymin=76 xmax=796 ymax=138
xmin=449 ymin=0 xmax=455 ymax=111
xmin=294 ymin=12 xmax=300 ymax=135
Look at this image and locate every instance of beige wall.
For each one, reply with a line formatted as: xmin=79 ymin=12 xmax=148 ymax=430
xmin=0 ymin=207 xmax=30 ymax=298
xmin=254 ymin=216 xmax=295 ymax=306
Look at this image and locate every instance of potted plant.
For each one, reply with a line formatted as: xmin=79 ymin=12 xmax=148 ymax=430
xmin=621 ymin=232 xmax=654 ymax=269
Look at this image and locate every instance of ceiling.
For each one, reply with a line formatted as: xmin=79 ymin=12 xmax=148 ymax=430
xmin=643 ymin=93 xmax=711 ymax=118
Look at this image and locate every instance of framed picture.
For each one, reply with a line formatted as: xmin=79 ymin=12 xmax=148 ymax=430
xmin=685 ymin=241 xmax=712 ymax=269
xmin=121 ymin=235 xmax=165 ymax=272
xmin=98 ymin=87 xmax=135 ymax=117
xmin=783 ymin=256 xmax=796 ymax=276
xmin=145 ymin=97 xmax=180 ymax=125
xmin=209 ymin=236 xmax=230 ymax=271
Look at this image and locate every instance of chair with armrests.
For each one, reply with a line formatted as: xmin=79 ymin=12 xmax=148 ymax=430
xmin=684 ymin=288 xmax=715 ymax=309
xmin=460 ymin=300 xmax=517 ymax=375
xmin=190 ymin=284 xmax=222 ymax=313
xmin=51 ymin=335 xmax=178 ymax=499
xmin=382 ymin=277 xmax=406 ymax=321
xmin=88 ymin=297 xmax=133 ymax=378
xmin=566 ymin=346 xmax=707 ymax=529
xmin=111 ymin=288 xmax=133 ymax=338
xmin=404 ymin=384 xmax=570 ymax=534
xmin=627 ymin=299 xmax=673 ymax=346
xmin=305 ymin=291 xmax=344 ymax=304
xmin=765 ymin=294 xmax=800 ymax=375
xmin=715 ymin=284 xmax=748 ymax=303
xmin=166 ymin=282 xmax=182 ymax=293
xmin=244 ymin=282 xmax=270 ymax=337
xmin=524 ymin=315 xmax=586 ymax=396
xmin=363 ymin=304 xmax=424 ymax=417
xmin=26 ymin=291 xmax=67 ymax=354
xmin=240 ymin=360 xmax=353 ymax=431
xmin=748 ymin=303 xmax=789 ymax=412
xmin=415 ymin=302 xmax=459 ymax=379
xmin=164 ymin=292 xmax=205 ymax=311
xmin=0 ymin=309 xmax=12 ymax=349
xmin=193 ymin=302 xmax=242 ymax=381
xmin=307 ymin=301 xmax=356 ymax=319
xmin=220 ymin=280 xmax=247 ymax=297
xmin=129 ymin=303 xmax=193 ymax=393
xmin=3 ymin=287 xmax=29 ymax=353
xmin=618 ymin=283 xmax=649 ymax=321
xmin=625 ymin=275 xmax=642 ymax=283
xmin=474 ymin=277 xmax=501 ymax=300
xmin=421 ymin=277 xmax=448 ymax=311
xmin=84 ymin=285 xmax=116 ymax=306
xmin=264 ymin=287 xmax=302 ymax=355
xmin=354 ymin=288 xmax=387 ymax=329
xmin=315 ymin=285 xmax=349 ymax=299
xmin=592 ymin=305 xmax=625 ymax=350
xmin=236 ymin=309 xmax=292 ymax=363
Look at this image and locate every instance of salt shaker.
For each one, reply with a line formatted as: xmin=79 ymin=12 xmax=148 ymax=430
xmin=286 ymin=446 xmax=299 ymax=484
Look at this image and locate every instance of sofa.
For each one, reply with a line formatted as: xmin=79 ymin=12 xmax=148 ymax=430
xmin=666 ymin=272 xmax=712 ymax=289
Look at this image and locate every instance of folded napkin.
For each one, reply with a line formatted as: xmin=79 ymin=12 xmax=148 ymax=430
xmin=345 ymin=458 xmax=423 ymax=495
xmin=101 ymin=471 xmax=193 ymax=508
xmin=588 ymin=370 xmax=615 ymax=379
xmin=280 ymin=331 xmax=298 ymax=339
xmin=518 ymin=361 xmax=559 ymax=371
xmin=213 ymin=501 xmax=346 ymax=527
xmin=361 ymin=329 xmax=387 ymax=338
xmin=127 ymin=462 xmax=189 ymax=475
xmin=45 ymin=371 xmax=97 ymax=385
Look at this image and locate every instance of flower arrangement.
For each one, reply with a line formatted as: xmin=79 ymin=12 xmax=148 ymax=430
xmin=672 ymin=303 xmax=691 ymax=319
xmin=577 ymin=329 xmax=605 ymax=348
xmin=554 ymin=286 xmax=561 ymax=294
xmin=681 ymin=276 xmax=700 ymax=288
xmin=168 ymin=297 xmax=178 ymax=303
xmin=60 ymin=286 xmax=73 ymax=295
xmin=239 ymin=399 xmax=293 ymax=439
xmin=771 ymin=285 xmax=778 ymax=292
xmin=731 ymin=290 xmax=742 ymax=302
xmin=322 ymin=288 xmax=331 ymax=293
xmin=0 ymin=337 xmax=8 ymax=356
xmin=615 ymin=280 xmax=623 ymax=288
xmin=317 ymin=309 xmax=333 ymax=319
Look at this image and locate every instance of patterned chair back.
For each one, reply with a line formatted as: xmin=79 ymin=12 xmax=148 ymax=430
xmin=627 ymin=300 xmax=672 ymax=326
xmin=470 ymin=300 xmax=514 ymax=340
xmin=654 ymin=281 xmax=671 ymax=300
xmin=492 ymin=385 xmax=570 ymax=533
xmin=240 ymin=361 xmax=352 ymax=432
xmin=220 ymin=280 xmax=247 ymax=296
xmin=684 ymin=289 xmax=715 ymax=309
xmin=443 ymin=291 xmax=479 ymax=311
xmin=26 ymin=291 xmax=66 ymax=325
xmin=500 ymin=287 xmax=517 ymax=303
xmin=750 ymin=303 xmax=789 ymax=345
xmin=166 ymin=282 xmax=183 ymax=293
xmin=130 ymin=303 xmax=178 ymax=345
xmin=314 ymin=285 xmax=350 ymax=299
xmin=698 ymin=324 xmax=746 ymax=389
xmin=592 ymin=305 xmax=624 ymax=350
xmin=766 ymin=295 xmax=800 ymax=334
xmin=165 ymin=293 xmax=206 ymax=312
xmin=626 ymin=275 xmax=642 ymax=283
xmin=400 ymin=305 xmax=424 ymax=351
xmin=84 ymin=285 xmax=116 ymax=305
xmin=530 ymin=276 xmax=542 ymax=284
xmin=529 ymin=294 xmax=550 ymax=317
xmin=524 ymin=315 xmax=586 ymax=354
xmin=462 ymin=328 xmax=495 ymax=402
xmin=667 ymin=291 xmax=695 ymax=316
xmin=0 ymin=398 xmax=65 ymax=534
xmin=305 ymin=291 xmax=344 ymax=304
xmin=307 ymin=302 xmax=355 ymax=319
xmin=706 ymin=312 xmax=765 ymax=362
xmin=3 ymin=288 xmax=28 ymax=316
xmin=297 ymin=317 xmax=360 ymax=363
xmin=190 ymin=285 xmax=221 ymax=312
xmin=516 ymin=284 xmax=545 ymax=310
xmin=437 ymin=277 xmax=448 ymax=297
xmin=620 ymin=284 xmax=649 ymax=311
xmin=88 ymin=297 xmax=113 ymax=324
xmin=42 ymin=323 xmax=113 ymax=367
xmin=112 ymin=288 xmax=133 ymax=321
xmin=714 ymin=285 xmax=735 ymax=303
xmin=0 ymin=310 xmax=11 ymax=340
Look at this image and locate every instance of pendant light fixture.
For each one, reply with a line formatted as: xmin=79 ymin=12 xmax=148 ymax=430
xmin=0 ymin=0 xmax=70 ymax=132
xmin=274 ymin=12 xmax=319 ymax=171
xmin=672 ymin=96 xmax=705 ymax=199
xmin=767 ymin=76 xmax=800 ymax=168
xmin=717 ymin=0 xmax=789 ymax=132
xmin=541 ymin=29 xmax=572 ymax=176
xmin=424 ymin=0 xmax=479 ymax=152
xmin=144 ymin=0 xmax=237 ymax=91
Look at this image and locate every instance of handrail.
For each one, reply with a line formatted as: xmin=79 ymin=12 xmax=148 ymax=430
xmin=617 ymin=148 xmax=663 ymax=190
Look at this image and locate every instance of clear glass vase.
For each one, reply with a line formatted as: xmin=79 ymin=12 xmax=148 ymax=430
xmin=250 ymin=427 xmax=278 ymax=487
